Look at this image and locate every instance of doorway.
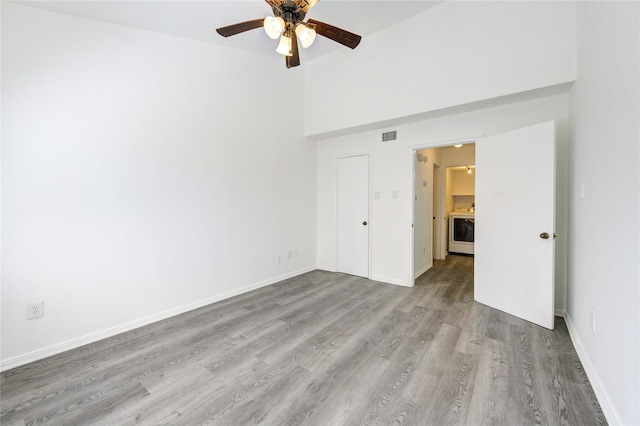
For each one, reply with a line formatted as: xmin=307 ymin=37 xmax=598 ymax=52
xmin=411 ymin=122 xmax=556 ymax=330
xmin=413 ymin=144 xmax=476 ymax=280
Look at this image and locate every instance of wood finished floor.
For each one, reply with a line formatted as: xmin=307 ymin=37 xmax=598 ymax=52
xmin=1 ymin=255 xmax=606 ymax=425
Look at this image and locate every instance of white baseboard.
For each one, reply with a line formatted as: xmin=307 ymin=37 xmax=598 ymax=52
xmin=316 ymin=267 xmax=411 ymax=288
xmin=0 ymin=266 xmax=316 ymax=372
xmin=563 ymin=312 xmax=621 ymax=425
xmin=414 ymin=262 xmax=433 ymax=279
xmin=316 ymin=264 xmax=337 ymax=272
xmin=316 ymin=266 xmax=411 ymax=287
xmin=369 ymin=274 xmax=412 ymax=287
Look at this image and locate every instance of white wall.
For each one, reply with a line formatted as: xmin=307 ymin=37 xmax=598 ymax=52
xmin=313 ymin=1 xmax=572 ymax=305
xmin=439 ymin=145 xmax=476 ymax=167
xmin=305 ymin=1 xmax=576 ymax=137
xmin=1 ymin=4 xmax=316 ymax=368
xmin=317 ymin=94 xmax=570 ymax=300
xmin=450 ymin=170 xmax=475 ymax=198
xmin=567 ymin=2 xmax=640 ymax=424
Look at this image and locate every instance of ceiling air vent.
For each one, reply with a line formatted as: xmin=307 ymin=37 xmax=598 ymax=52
xmin=382 ymin=131 xmax=397 ymax=142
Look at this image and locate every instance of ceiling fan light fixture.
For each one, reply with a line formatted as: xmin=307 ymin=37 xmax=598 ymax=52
xmin=276 ymin=34 xmax=293 ymax=56
xmin=295 ymin=23 xmax=316 ymax=48
xmin=264 ymin=16 xmax=285 ymax=39
xmin=216 ymin=0 xmax=362 ymax=69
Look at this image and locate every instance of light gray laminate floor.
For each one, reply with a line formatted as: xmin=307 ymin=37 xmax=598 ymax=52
xmin=1 ymin=255 xmax=606 ymax=425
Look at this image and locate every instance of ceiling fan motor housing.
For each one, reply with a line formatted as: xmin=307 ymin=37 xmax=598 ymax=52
xmin=273 ymin=2 xmax=307 ymax=27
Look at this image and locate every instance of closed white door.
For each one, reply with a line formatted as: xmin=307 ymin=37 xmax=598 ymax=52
xmin=474 ymin=121 xmax=556 ymax=330
xmin=337 ymin=155 xmax=370 ymax=278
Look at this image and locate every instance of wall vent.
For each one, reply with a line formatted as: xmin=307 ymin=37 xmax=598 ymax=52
xmin=382 ymin=131 xmax=397 ymax=142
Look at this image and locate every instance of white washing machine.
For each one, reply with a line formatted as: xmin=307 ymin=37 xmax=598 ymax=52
xmin=449 ymin=208 xmax=475 ymax=255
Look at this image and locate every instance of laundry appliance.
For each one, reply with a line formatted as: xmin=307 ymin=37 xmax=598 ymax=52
xmin=449 ymin=207 xmax=474 ymax=255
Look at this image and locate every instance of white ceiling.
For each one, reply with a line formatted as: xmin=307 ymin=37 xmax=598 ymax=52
xmin=14 ymin=0 xmax=441 ymax=61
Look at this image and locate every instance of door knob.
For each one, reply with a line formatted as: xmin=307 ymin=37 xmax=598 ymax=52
xmin=540 ymin=232 xmax=550 ymax=239
xmin=362 ymin=221 xmax=368 ymax=226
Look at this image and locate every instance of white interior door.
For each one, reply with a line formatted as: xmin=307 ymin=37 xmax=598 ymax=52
xmin=475 ymin=121 xmax=556 ymax=329
xmin=337 ymin=155 xmax=370 ymax=278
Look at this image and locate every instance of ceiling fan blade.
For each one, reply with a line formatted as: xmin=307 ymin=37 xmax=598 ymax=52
xmin=307 ymin=19 xmax=361 ymax=49
xmin=286 ymin=33 xmax=301 ymax=68
xmin=216 ymin=19 xmax=264 ymax=37
xmin=265 ymin=0 xmax=283 ymax=8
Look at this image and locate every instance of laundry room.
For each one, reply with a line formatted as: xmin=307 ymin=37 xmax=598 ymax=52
xmin=413 ymin=143 xmax=475 ymax=279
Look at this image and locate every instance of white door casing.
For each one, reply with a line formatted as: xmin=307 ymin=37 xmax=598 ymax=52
xmin=474 ymin=121 xmax=556 ymax=330
xmin=337 ymin=155 xmax=370 ymax=278
xmin=433 ymin=164 xmax=446 ymax=260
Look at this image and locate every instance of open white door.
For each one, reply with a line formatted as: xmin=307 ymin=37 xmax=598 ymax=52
xmin=337 ymin=155 xmax=370 ymax=278
xmin=475 ymin=121 xmax=556 ymax=329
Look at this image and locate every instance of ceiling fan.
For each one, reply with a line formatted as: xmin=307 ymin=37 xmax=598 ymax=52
xmin=216 ymin=0 xmax=361 ymax=69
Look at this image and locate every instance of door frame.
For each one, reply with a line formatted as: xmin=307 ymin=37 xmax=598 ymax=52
xmin=336 ymin=153 xmax=372 ymax=278
xmin=432 ymin=163 xmax=445 ymax=260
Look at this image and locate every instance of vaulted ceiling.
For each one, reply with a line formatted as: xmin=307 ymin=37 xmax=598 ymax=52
xmin=14 ymin=0 xmax=441 ymax=61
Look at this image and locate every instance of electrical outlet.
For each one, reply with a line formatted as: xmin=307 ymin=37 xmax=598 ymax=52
xmin=27 ymin=301 xmax=44 ymax=320
xmin=589 ymin=308 xmax=596 ymax=332
xmin=276 ymin=255 xmax=282 ymax=263
xmin=288 ymin=249 xmax=293 ymax=259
